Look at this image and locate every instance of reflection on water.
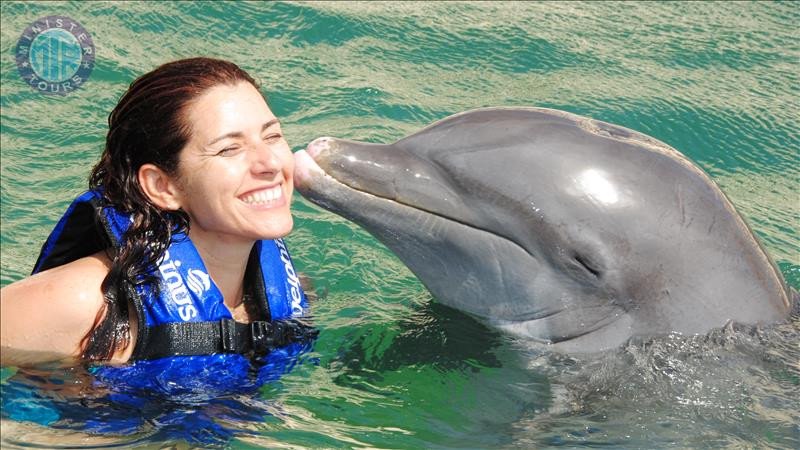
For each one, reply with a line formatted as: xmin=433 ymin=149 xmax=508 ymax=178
xmin=1 ymin=346 xmax=319 ymax=447
xmin=1 ymin=1 xmax=798 ymax=448
xmin=513 ymin=319 xmax=800 ymax=448
xmin=2 ymin=311 xmax=798 ymax=448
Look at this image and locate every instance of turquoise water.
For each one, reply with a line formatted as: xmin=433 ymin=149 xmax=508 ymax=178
xmin=1 ymin=1 xmax=798 ymax=448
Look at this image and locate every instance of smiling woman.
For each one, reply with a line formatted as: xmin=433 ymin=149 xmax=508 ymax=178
xmin=0 ymin=57 xmax=313 ymax=367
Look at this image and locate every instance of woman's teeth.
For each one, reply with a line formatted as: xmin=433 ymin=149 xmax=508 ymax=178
xmin=241 ymin=185 xmax=282 ymax=205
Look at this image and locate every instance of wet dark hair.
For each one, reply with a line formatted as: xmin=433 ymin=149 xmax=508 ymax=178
xmin=84 ymin=57 xmax=259 ymax=360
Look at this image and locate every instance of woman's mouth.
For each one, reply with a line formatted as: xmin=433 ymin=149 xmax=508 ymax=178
xmin=239 ymin=185 xmax=284 ymax=206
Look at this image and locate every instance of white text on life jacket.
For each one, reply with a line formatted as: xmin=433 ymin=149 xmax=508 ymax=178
xmin=276 ymin=239 xmax=304 ymax=316
xmin=158 ymin=249 xmax=198 ymax=321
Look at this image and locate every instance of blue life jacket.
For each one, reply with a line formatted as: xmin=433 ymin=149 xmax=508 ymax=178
xmin=5 ymin=190 xmax=319 ymax=441
xmin=32 ymin=190 xmax=315 ymax=360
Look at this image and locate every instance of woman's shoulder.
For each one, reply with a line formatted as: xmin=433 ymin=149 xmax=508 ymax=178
xmin=0 ymin=252 xmax=113 ymax=365
xmin=7 ymin=251 xmax=111 ymax=299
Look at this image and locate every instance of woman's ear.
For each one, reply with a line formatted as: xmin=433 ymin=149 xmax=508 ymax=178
xmin=138 ymin=164 xmax=182 ymax=210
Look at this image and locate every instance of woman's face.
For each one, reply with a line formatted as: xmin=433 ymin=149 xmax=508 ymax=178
xmin=173 ymin=81 xmax=294 ymax=244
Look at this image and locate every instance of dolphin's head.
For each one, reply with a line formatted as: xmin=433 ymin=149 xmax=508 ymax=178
xmin=294 ymin=107 xmax=791 ymax=352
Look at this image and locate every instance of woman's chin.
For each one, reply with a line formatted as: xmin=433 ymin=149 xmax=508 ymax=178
xmin=254 ymin=215 xmax=294 ymax=241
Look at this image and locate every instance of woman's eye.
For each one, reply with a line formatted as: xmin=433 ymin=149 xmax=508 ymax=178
xmin=217 ymin=146 xmax=240 ymax=156
xmin=263 ymin=133 xmax=282 ymax=143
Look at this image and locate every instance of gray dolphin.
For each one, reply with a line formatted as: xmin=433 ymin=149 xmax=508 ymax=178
xmin=294 ymin=107 xmax=795 ymax=353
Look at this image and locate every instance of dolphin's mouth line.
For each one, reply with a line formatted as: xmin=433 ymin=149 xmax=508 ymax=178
xmin=496 ymin=308 xmax=564 ymax=322
xmin=492 ymin=304 xmax=629 ymax=344
xmin=315 ymin=170 xmax=539 ymax=262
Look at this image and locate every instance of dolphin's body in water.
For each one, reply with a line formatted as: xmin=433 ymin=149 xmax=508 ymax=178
xmin=294 ymin=107 xmax=795 ymax=353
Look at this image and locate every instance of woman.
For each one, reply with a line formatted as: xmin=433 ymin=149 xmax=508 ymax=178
xmin=1 ymin=57 xmax=312 ymax=367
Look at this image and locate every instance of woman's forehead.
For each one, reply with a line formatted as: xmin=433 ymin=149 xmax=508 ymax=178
xmin=186 ymin=82 xmax=276 ymax=140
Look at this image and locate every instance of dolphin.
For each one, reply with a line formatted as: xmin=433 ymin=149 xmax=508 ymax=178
xmin=293 ymin=107 xmax=795 ymax=353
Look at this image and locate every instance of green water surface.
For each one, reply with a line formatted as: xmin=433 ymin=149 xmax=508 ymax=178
xmin=1 ymin=1 xmax=798 ymax=448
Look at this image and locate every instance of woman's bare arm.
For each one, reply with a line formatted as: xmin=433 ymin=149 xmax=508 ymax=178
xmin=0 ymin=252 xmax=134 ymax=366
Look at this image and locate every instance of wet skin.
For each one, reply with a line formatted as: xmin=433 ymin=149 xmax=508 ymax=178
xmin=294 ymin=107 xmax=795 ymax=353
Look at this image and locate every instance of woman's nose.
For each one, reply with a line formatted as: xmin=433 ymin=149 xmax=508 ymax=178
xmin=250 ymin=141 xmax=282 ymax=175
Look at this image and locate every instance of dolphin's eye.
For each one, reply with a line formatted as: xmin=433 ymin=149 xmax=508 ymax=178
xmin=573 ymin=253 xmax=602 ymax=278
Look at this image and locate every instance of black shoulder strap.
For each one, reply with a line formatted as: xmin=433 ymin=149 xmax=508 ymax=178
xmin=135 ymin=318 xmax=318 ymax=360
xmin=244 ymin=245 xmax=272 ymax=321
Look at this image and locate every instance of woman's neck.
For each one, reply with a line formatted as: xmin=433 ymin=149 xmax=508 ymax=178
xmin=187 ymin=228 xmax=254 ymax=312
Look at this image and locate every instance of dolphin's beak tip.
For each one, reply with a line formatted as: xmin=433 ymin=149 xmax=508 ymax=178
xmin=307 ymin=136 xmax=334 ymax=158
xmin=294 ymin=149 xmax=325 ymax=188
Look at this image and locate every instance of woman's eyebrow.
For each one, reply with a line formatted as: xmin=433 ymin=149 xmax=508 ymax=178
xmin=206 ymin=119 xmax=280 ymax=146
xmin=262 ymin=118 xmax=280 ymax=132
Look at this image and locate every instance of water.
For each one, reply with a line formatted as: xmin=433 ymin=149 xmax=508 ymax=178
xmin=1 ymin=1 xmax=798 ymax=448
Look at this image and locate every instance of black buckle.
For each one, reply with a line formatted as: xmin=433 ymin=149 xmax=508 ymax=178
xmin=250 ymin=321 xmax=272 ymax=354
xmin=220 ymin=318 xmax=237 ymax=352
xmin=272 ymin=320 xmax=289 ymax=346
